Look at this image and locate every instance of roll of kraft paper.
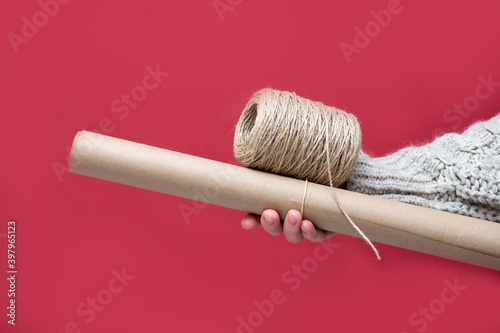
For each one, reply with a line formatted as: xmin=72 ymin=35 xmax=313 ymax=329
xmin=69 ymin=130 xmax=500 ymax=271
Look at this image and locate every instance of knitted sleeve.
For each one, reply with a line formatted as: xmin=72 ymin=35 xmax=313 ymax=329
xmin=346 ymin=114 xmax=500 ymax=222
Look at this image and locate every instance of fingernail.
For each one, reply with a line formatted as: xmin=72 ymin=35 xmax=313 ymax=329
xmin=264 ymin=215 xmax=274 ymax=225
xmin=288 ymin=214 xmax=297 ymax=226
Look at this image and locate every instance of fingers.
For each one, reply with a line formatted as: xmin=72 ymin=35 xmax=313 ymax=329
xmin=283 ymin=209 xmax=305 ymax=244
xmin=241 ymin=213 xmax=261 ymax=230
xmin=241 ymin=209 xmax=337 ymax=244
xmin=301 ymin=220 xmax=336 ymax=243
xmin=260 ymin=209 xmax=283 ymax=236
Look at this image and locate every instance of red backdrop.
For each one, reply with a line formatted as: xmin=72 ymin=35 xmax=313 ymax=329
xmin=1 ymin=1 xmax=500 ymax=332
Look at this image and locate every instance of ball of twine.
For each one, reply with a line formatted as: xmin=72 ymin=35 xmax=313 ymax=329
xmin=234 ymin=88 xmax=362 ymax=187
xmin=233 ymin=88 xmax=380 ymax=260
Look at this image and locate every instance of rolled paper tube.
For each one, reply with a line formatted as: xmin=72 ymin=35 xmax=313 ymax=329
xmin=70 ymin=130 xmax=500 ymax=271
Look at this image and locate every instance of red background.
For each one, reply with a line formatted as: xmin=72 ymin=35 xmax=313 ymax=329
xmin=1 ymin=0 xmax=500 ymax=332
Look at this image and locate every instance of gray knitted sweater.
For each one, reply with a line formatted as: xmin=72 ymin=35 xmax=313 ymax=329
xmin=346 ymin=114 xmax=500 ymax=223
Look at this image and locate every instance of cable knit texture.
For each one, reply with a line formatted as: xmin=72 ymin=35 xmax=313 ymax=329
xmin=346 ymin=115 xmax=500 ymax=222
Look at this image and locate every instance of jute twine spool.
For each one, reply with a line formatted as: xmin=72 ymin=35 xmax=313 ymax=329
xmin=234 ymin=88 xmax=361 ymax=186
xmin=234 ymin=88 xmax=380 ymax=259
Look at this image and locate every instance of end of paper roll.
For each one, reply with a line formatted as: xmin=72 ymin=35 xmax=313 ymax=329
xmin=69 ymin=131 xmax=83 ymax=173
xmin=70 ymin=130 xmax=98 ymax=174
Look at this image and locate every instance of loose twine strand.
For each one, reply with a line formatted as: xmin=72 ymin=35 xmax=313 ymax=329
xmin=300 ymin=179 xmax=308 ymax=216
xmin=234 ymin=88 xmax=380 ymax=260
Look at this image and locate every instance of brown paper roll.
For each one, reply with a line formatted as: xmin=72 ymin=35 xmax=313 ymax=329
xmin=69 ymin=130 xmax=500 ymax=271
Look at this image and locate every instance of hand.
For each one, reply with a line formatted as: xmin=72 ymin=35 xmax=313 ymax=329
xmin=241 ymin=209 xmax=336 ymax=243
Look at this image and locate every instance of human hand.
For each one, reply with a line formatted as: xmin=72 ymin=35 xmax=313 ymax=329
xmin=241 ymin=209 xmax=336 ymax=243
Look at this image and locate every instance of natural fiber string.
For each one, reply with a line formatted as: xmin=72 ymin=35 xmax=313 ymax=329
xmin=322 ymin=107 xmax=381 ymax=260
xmin=234 ymin=88 xmax=380 ymax=259
xmin=300 ymin=179 xmax=308 ymax=216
